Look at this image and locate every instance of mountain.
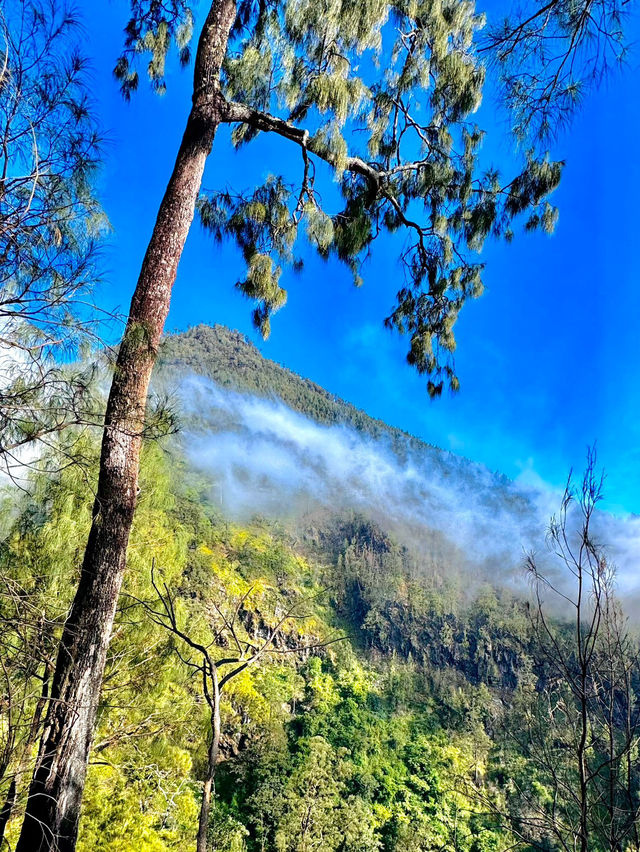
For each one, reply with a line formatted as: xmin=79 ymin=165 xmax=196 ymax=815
xmin=154 ymin=325 xmax=537 ymax=696
xmin=2 ymin=324 xmax=626 ymax=852
xmin=158 ymin=323 xmax=430 ymax=449
xmin=157 ymin=324 xmax=536 ymax=577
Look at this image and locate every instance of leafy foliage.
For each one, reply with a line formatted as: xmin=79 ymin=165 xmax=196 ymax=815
xmin=0 ymin=0 xmax=106 ymax=470
xmin=0 ymin=438 xmax=519 ymax=851
xmin=115 ymin=0 xmax=562 ymax=395
xmin=114 ymin=0 xmax=194 ymax=98
xmin=0 ymin=425 xmax=639 ymax=850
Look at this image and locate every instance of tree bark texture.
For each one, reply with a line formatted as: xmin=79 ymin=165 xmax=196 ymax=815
xmin=15 ymin=2 xmax=236 ymax=849
xmin=196 ymin=680 xmax=221 ymax=852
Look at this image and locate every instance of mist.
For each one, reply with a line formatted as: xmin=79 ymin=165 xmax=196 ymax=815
xmin=177 ymin=376 xmax=640 ymax=608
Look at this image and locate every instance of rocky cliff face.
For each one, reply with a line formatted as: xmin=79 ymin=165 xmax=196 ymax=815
xmin=299 ymin=515 xmax=534 ymax=692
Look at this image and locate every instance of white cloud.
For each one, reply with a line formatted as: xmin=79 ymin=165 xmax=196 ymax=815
xmin=178 ymin=376 xmax=640 ymax=602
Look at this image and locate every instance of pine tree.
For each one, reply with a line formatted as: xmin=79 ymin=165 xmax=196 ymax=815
xmin=0 ymin=0 xmax=105 ymax=475
xmin=484 ymin=0 xmax=631 ymax=141
xmin=16 ymin=1 xmax=562 ymax=849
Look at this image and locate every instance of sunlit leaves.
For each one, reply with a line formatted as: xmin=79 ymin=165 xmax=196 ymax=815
xmin=120 ymin=0 xmax=563 ymax=395
xmin=114 ymin=0 xmax=194 ymax=98
xmin=304 ymin=204 xmax=334 ymax=251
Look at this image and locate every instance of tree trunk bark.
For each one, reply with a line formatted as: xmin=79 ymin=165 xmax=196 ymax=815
xmin=196 ymin=693 xmax=221 ymax=852
xmin=15 ymin=3 xmax=236 ymax=849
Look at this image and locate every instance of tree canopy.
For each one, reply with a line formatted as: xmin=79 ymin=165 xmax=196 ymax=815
xmin=115 ymin=0 xmax=562 ymax=396
xmin=0 ymin=0 xmax=106 ymax=466
xmin=484 ymin=0 xmax=630 ymax=142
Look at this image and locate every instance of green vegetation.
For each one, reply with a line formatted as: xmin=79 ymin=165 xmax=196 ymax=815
xmin=1 ymin=328 xmax=637 ymax=851
xmin=3 ymin=426 xmax=636 ymax=851
xmin=0 ymin=0 xmax=635 ymax=841
xmin=158 ymin=324 xmax=516 ymax=489
xmin=158 ymin=324 xmax=426 ymax=450
xmin=0 ymin=441 xmax=522 ymax=851
xmin=14 ymin=0 xmax=566 ymax=835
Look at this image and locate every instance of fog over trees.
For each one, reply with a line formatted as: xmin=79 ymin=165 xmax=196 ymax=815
xmin=0 ymin=0 xmax=637 ymax=850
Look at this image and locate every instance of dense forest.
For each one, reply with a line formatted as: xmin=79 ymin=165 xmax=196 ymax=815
xmin=157 ymin=324 xmax=516 ymax=493
xmin=1 ymin=0 xmax=637 ymax=848
xmin=0 ymin=433 xmax=547 ymax=852
xmin=158 ymin=325 xmax=423 ymax=447
xmin=2 ymin=330 xmax=639 ymax=851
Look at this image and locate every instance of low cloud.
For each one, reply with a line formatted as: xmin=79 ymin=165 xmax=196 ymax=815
xmin=177 ymin=376 xmax=640 ymax=607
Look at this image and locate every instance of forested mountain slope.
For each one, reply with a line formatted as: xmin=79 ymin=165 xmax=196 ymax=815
xmin=1 ymin=326 xmax=635 ymax=852
xmin=0 ymin=442 xmax=530 ymax=852
xmin=158 ymin=324 xmax=410 ymax=441
xmin=156 ymin=325 xmax=541 ymax=693
xmin=157 ymin=324 xmax=533 ymax=576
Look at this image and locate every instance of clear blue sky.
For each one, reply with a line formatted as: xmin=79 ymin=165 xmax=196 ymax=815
xmin=84 ymin=2 xmax=640 ymax=514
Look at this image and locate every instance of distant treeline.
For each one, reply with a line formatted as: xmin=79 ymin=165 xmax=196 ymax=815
xmin=158 ymin=325 xmax=435 ymax=455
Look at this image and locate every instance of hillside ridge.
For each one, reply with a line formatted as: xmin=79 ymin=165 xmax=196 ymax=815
xmin=158 ymin=324 xmax=517 ymax=493
xmin=158 ymin=324 xmax=434 ymax=449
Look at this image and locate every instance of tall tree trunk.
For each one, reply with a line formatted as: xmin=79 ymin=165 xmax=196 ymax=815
xmin=196 ymin=690 xmax=220 ymax=852
xmin=15 ymin=3 xmax=236 ymax=849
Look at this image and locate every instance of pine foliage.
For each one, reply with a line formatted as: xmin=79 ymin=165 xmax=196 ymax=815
xmin=0 ymin=0 xmax=106 ymax=466
xmin=115 ymin=0 xmax=563 ymax=395
xmin=484 ymin=0 xmax=630 ymax=141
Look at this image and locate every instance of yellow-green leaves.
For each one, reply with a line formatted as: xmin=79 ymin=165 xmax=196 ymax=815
xmin=306 ymin=73 xmax=370 ymax=124
xmin=305 ymin=204 xmax=335 ymax=251
xmin=311 ymin=122 xmax=349 ymax=178
xmin=238 ymin=254 xmax=287 ymax=340
xmin=225 ymin=44 xmax=274 ymax=112
xmin=115 ymin=0 xmax=194 ymax=98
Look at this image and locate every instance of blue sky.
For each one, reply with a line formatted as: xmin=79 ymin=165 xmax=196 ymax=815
xmin=84 ymin=2 xmax=640 ymax=514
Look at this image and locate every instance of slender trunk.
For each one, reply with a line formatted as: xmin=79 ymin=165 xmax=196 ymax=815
xmin=0 ymin=779 xmax=16 ymax=846
xmin=607 ymin=653 xmax=615 ymax=852
xmin=0 ymin=662 xmax=51 ymax=846
xmin=16 ymin=3 xmax=236 ymax=850
xmin=196 ymin=681 xmax=221 ymax=852
xmin=625 ymin=666 xmax=639 ymax=849
xmin=576 ymin=568 xmax=589 ymax=852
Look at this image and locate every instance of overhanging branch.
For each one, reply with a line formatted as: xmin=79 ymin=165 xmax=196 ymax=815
xmin=224 ymin=100 xmax=382 ymax=185
xmin=223 ymin=100 xmax=434 ymax=252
